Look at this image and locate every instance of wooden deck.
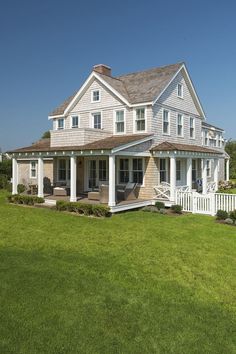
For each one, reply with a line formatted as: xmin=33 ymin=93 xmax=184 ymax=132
xmin=44 ymin=194 xmax=153 ymax=212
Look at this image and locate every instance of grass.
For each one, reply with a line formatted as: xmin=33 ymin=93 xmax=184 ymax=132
xmin=0 ymin=190 xmax=236 ymax=354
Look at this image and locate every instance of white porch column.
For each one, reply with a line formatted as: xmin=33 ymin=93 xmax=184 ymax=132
xmin=12 ymin=157 xmax=18 ymax=194
xmin=226 ymin=159 xmax=230 ymax=181
xmin=170 ymin=156 xmax=176 ymax=201
xmin=70 ymin=156 xmax=77 ymax=202
xmin=202 ymin=159 xmax=207 ymax=195
xmin=186 ymin=158 xmax=192 ymax=190
xmin=37 ymin=157 xmax=44 ymax=198
xmin=108 ymin=155 xmax=116 ymax=207
xmin=213 ymin=158 xmax=219 ymax=191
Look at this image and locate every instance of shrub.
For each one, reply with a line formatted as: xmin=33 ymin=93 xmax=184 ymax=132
xmin=17 ymin=184 xmax=26 ymax=194
xmin=0 ymin=175 xmax=9 ymax=189
xmin=55 ymin=200 xmax=110 ymax=217
xmin=155 ymin=201 xmax=165 ymax=210
xmin=7 ymin=194 xmax=44 ymax=205
xmin=216 ymin=209 xmax=228 ymax=220
xmin=225 ymin=218 xmax=234 ymax=225
xmin=142 ymin=206 xmax=159 ymax=213
xmin=229 ymin=210 xmax=236 ymax=224
xmin=171 ymin=204 xmax=183 ymax=214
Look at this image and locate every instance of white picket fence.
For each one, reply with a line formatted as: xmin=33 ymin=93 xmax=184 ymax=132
xmin=176 ymin=191 xmax=236 ymax=216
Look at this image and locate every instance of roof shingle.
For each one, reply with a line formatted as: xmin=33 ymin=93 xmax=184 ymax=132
xmin=151 ymin=141 xmax=222 ymax=154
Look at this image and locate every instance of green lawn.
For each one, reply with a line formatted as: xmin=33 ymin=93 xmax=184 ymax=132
xmin=0 ymin=191 xmax=236 ymax=354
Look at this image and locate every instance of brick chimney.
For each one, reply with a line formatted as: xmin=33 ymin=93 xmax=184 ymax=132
xmin=93 ymin=64 xmax=111 ymax=76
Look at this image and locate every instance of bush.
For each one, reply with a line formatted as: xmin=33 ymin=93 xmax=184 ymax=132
xmin=225 ymin=218 xmax=234 ymax=225
xmin=55 ymin=200 xmax=110 ymax=217
xmin=229 ymin=210 xmax=236 ymax=224
xmin=216 ymin=209 xmax=228 ymax=220
xmin=17 ymin=184 xmax=26 ymax=194
xmin=7 ymin=194 xmax=44 ymax=205
xmin=171 ymin=204 xmax=182 ymax=214
xmin=0 ymin=175 xmax=9 ymax=189
xmin=155 ymin=201 xmax=165 ymax=210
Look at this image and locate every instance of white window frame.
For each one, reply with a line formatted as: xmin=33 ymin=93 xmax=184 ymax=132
xmin=133 ymin=107 xmax=147 ymax=133
xmin=57 ymin=118 xmax=65 ymax=130
xmin=113 ymin=109 xmax=126 ymax=134
xmin=177 ymin=113 xmax=183 ymax=137
xmin=30 ymin=161 xmax=37 ymax=179
xmin=117 ymin=157 xmax=145 ymax=186
xmin=206 ymin=160 xmax=211 ymax=177
xmin=91 ymin=89 xmax=101 ymax=103
xmin=177 ymin=83 xmax=183 ymax=98
xmin=162 ymin=109 xmax=170 ymax=135
xmin=189 ymin=117 xmax=195 ymax=139
xmin=71 ymin=115 xmax=79 ymax=129
xmin=91 ymin=112 xmax=102 ymax=129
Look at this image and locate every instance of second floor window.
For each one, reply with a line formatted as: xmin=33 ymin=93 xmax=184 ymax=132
xmin=190 ymin=117 xmax=195 ymax=138
xmin=92 ymin=113 xmax=102 ymax=129
xmin=177 ymin=114 xmax=183 ymax=136
xmin=58 ymin=118 xmax=64 ymax=130
xmin=163 ymin=110 xmax=170 ymax=134
xmin=135 ymin=108 xmax=146 ymax=132
xmin=92 ymin=90 xmax=100 ymax=102
xmin=115 ymin=110 xmax=125 ymax=133
xmin=71 ymin=116 xmax=79 ymax=128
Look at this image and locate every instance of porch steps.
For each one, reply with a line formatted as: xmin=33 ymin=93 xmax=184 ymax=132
xmin=110 ymin=200 xmax=152 ymax=213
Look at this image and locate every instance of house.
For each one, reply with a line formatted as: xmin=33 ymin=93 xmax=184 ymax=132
xmin=10 ymin=62 xmax=229 ymax=211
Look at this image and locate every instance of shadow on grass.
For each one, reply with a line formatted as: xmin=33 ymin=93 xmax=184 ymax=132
xmin=0 ymin=247 xmax=236 ymax=354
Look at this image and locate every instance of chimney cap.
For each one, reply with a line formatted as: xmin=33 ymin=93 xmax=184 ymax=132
xmin=93 ymin=64 xmax=111 ymax=70
xmin=93 ymin=64 xmax=112 ymax=76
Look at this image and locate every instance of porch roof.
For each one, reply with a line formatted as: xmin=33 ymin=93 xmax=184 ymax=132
xmin=151 ymin=141 xmax=223 ymax=155
xmin=9 ymin=134 xmax=153 ymax=154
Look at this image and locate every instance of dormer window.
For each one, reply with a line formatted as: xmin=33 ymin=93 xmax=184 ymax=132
xmin=91 ymin=90 xmax=100 ymax=102
xmin=57 ymin=118 xmax=64 ymax=130
xmin=177 ymin=83 xmax=183 ymax=98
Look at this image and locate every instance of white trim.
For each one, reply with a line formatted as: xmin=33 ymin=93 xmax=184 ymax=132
xmin=30 ymin=160 xmax=37 ymax=179
xmin=133 ymin=106 xmax=147 ymax=134
xmin=111 ymin=135 xmax=153 ymax=153
xmin=113 ymin=109 xmax=126 ymax=135
xmin=91 ymin=89 xmax=101 ymax=103
xmin=153 ymin=64 xmax=206 ymax=119
xmin=162 ymin=109 xmax=170 ymax=135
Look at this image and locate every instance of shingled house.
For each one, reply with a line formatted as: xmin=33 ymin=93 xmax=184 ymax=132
xmin=10 ymin=63 xmax=228 ymax=211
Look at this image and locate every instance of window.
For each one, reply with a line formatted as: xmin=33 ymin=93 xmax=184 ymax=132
xmin=204 ymin=130 xmax=208 ymax=145
xmin=190 ymin=117 xmax=195 ymax=138
xmin=58 ymin=159 xmax=66 ymax=181
xmin=160 ymin=158 xmax=167 ymax=182
xmin=176 ymin=160 xmax=181 ymax=181
xmin=91 ymin=90 xmax=100 ymax=102
xmin=119 ymin=159 xmax=129 ymax=183
xmin=206 ymin=160 xmax=211 ymax=177
xmin=92 ymin=113 xmax=102 ymax=129
xmin=132 ymin=158 xmax=143 ymax=184
xmin=135 ymin=108 xmax=146 ymax=132
xmin=115 ymin=110 xmax=125 ymax=133
xmin=57 ymin=118 xmax=64 ymax=130
xmin=177 ymin=83 xmax=183 ymax=98
xmin=163 ymin=110 xmax=170 ymax=134
xmin=88 ymin=160 xmax=97 ymax=189
xmin=30 ymin=161 xmax=37 ymax=178
xmin=71 ymin=116 xmax=79 ymax=128
xmin=217 ymin=133 xmax=221 ymax=148
xmin=99 ymin=160 xmax=107 ymax=181
xmin=192 ymin=159 xmax=197 ymax=182
xmin=177 ymin=114 xmax=183 ymax=136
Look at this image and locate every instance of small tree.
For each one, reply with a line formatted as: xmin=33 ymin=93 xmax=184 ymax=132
xmin=41 ymin=131 xmax=50 ymax=139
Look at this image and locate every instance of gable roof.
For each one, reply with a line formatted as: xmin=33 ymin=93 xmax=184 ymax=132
xmin=9 ymin=134 xmax=153 ymax=154
xmin=49 ymin=62 xmax=185 ymax=116
xmin=202 ymin=121 xmax=224 ymax=132
xmin=151 ymin=141 xmax=222 ymax=154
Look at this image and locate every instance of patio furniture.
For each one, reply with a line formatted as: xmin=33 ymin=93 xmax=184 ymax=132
xmin=53 ymin=186 xmax=70 ymax=196
xmin=28 ymin=184 xmax=38 ymax=195
xmin=88 ymin=190 xmax=100 ymax=201
xmin=99 ymin=184 xmax=109 ymax=204
xmin=117 ymin=183 xmax=138 ymax=201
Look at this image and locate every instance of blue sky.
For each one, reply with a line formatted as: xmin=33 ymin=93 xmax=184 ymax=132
xmin=0 ymin=0 xmax=236 ymax=152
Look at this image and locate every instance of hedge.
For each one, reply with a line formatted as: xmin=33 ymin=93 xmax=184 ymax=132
xmin=56 ymin=200 xmax=111 ymax=217
xmin=7 ymin=194 xmax=44 ymax=205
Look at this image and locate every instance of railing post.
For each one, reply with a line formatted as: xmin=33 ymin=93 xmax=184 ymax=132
xmin=12 ymin=157 xmax=18 ymax=194
xmin=192 ymin=191 xmax=197 ymax=213
xmin=210 ymin=192 xmax=215 ymax=216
